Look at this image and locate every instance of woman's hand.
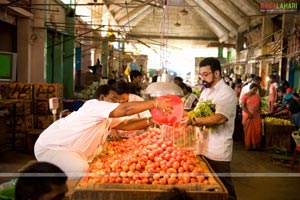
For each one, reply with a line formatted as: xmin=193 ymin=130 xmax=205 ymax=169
xmin=248 ymin=113 xmax=253 ymax=119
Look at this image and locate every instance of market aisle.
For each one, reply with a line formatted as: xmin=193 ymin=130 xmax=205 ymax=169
xmin=0 ymin=141 xmax=300 ymax=199
xmin=232 ymin=141 xmax=300 ymax=200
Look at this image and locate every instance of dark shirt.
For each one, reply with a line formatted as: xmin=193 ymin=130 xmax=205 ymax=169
xmin=129 ymin=83 xmax=141 ymax=96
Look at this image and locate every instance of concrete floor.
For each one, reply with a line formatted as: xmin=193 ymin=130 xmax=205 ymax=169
xmin=0 ymin=141 xmax=300 ymax=200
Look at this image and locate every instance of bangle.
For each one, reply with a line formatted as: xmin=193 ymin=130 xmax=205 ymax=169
xmin=146 ymin=117 xmax=151 ymax=125
xmin=155 ymin=100 xmax=159 ymax=109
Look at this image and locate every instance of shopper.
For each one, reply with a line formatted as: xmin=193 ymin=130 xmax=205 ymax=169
xmin=241 ymin=83 xmax=262 ymax=150
xmin=268 ymin=74 xmax=278 ymax=112
xmin=239 ymin=76 xmax=262 ymax=105
xmin=178 ymin=82 xmax=198 ymax=111
xmin=129 ymin=70 xmax=143 ymax=96
xmin=173 ymin=76 xmax=183 ymax=85
xmin=34 ymin=84 xmax=172 ymax=177
xmin=15 ymin=162 xmax=68 ymax=200
xmin=188 ymin=57 xmax=237 ymax=200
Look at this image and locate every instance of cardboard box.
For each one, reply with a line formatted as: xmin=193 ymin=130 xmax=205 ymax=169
xmin=33 ymin=83 xmax=63 ymax=99
xmin=0 ymin=82 xmax=9 ymax=99
xmin=15 ymin=115 xmax=34 ymax=132
xmin=7 ymin=83 xmax=33 ymax=99
xmin=7 ymin=99 xmax=33 ymax=115
xmin=35 ymin=114 xmax=55 ymax=129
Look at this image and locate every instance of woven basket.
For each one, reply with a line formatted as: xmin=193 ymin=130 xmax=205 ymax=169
xmin=291 ymin=134 xmax=300 ymax=147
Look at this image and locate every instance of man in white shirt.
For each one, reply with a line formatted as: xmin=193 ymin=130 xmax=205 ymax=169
xmin=189 ymin=57 xmax=237 ymax=200
xmin=34 ymin=84 xmax=172 ymax=177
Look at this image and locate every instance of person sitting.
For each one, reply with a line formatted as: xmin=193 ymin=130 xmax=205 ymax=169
xmin=15 ymin=162 xmax=68 ymax=200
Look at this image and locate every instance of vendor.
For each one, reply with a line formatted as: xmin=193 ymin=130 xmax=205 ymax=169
xmin=110 ymin=80 xmax=152 ymax=138
xmin=34 ymin=84 xmax=172 ymax=177
xmin=269 ymin=88 xmax=300 ymax=128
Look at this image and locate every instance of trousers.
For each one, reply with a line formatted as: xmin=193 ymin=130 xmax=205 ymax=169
xmin=204 ymin=157 xmax=237 ymax=200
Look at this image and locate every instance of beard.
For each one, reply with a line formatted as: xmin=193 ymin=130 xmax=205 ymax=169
xmin=202 ymin=76 xmax=215 ymax=88
xmin=202 ymin=81 xmax=213 ymax=88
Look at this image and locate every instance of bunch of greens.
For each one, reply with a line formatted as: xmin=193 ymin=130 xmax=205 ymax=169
xmin=188 ymin=100 xmax=216 ymax=130
xmin=189 ymin=100 xmax=216 ymax=118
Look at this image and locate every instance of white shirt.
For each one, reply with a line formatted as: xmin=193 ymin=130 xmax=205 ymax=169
xmin=197 ymin=79 xmax=237 ymax=162
xmin=36 ymin=99 xmax=119 ymax=161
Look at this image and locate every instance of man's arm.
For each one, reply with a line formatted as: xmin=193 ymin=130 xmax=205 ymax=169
xmin=109 ymin=99 xmax=172 ymax=118
xmin=192 ymin=113 xmax=227 ymax=127
xmin=113 ymin=117 xmax=153 ymax=130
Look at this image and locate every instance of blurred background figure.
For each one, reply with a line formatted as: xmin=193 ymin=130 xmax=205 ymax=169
xmin=268 ymin=74 xmax=278 ymax=112
xmin=129 ymin=70 xmax=143 ymax=96
xmin=178 ymin=82 xmax=198 ymax=111
xmin=173 ymin=76 xmax=183 ymax=85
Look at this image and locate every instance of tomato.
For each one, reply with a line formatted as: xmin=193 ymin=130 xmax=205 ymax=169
xmin=135 ymin=163 xmax=142 ymax=171
xmin=153 ymin=173 xmax=160 ymax=180
xmin=167 ymin=168 xmax=177 ymax=173
xmin=172 ymin=161 xmax=180 ymax=170
xmin=159 ymin=178 xmax=167 ymax=185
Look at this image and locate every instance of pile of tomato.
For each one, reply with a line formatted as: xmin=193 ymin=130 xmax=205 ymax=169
xmin=81 ymin=127 xmax=210 ymax=185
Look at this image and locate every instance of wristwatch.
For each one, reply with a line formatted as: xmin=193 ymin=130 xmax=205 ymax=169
xmin=191 ymin=117 xmax=197 ymax=125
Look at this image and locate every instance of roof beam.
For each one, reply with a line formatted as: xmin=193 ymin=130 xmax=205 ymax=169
xmin=186 ymin=0 xmax=229 ymax=43
xmin=118 ymin=5 xmax=151 ymax=26
xmin=127 ymin=33 xmax=219 ymax=41
xmin=209 ymin=0 xmax=250 ymax=33
xmin=196 ymin=0 xmax=239 ymax=36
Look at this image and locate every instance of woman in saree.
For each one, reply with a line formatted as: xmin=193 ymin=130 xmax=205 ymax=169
xmin=241 ymin=83 xmax=262 ymax=150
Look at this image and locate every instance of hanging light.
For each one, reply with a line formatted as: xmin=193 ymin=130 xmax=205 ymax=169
xmin=179 ymin=8 xmax=188 ymax=16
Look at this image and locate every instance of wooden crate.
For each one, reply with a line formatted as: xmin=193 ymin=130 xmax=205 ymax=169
xmin=71 ymin=157 xmax=228 ymax=200
xmin=264 ymin=123 xmax=296 ymax=152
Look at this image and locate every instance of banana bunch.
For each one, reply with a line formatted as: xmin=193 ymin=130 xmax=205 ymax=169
xmin=264 ymin=117 xmax=292 ymax=125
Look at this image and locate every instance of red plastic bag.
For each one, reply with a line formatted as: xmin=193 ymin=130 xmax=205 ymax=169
xmin=151 ymin=95 xmax=184 ymax=126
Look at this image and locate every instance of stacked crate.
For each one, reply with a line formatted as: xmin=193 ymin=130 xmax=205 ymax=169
xmin=1 ymin=82 xmax=34 ymax=150
xmin=0 ymin=82 xmax=64 ymax=152
xmin=33 ymin=83 xmax=63 ymax=129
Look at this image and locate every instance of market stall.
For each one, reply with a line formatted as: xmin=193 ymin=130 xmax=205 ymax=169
xmin=264 ymin=117 xmax=296 ymax=152
xmin=71 ymin=127 xmax=228 ymax=200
